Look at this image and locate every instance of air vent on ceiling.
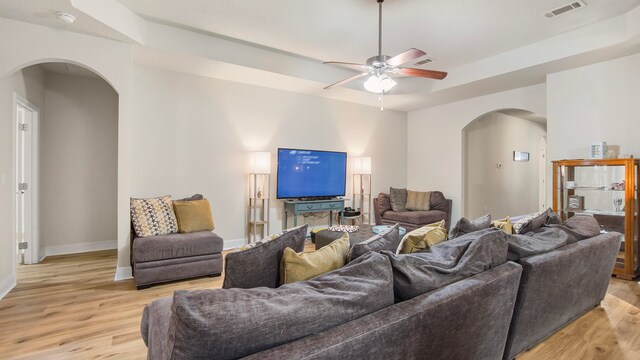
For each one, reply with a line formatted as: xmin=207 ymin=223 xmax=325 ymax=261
xmin=544 ymin=1 xmax=587 ymax=18
xmin=413 ymin=57 xmax=435 ymax=67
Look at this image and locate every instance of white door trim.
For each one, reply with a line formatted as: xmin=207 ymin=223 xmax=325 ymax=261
xmin=13 ymin=92 xmax=40 ymax=265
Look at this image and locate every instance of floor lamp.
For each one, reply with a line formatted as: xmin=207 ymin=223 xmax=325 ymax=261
xmin=352 ymin=157 xmax=372 ymax=225
xmin=248 ymin=151 xmax=270 ymax=244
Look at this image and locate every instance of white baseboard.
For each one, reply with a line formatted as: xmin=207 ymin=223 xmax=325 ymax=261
xmin=224 ymin=238 xmax=246 ymax=250
xmin=114 ymin=266 xmax=133 ymax=281
xmin=45 ymin=240 xmax=117 ymax=257
xmin=0 ymin=271 xmax=17 ymax=301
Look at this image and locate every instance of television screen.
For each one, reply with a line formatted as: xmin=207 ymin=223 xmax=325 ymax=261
xmin=277 ymin=148 xmax=347 ymax=199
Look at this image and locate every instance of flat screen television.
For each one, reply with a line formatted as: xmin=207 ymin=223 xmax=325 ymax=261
xmin=277 ymin=148 xmax=347 ymax=199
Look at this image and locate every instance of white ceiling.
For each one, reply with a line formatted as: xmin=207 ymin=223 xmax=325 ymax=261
xmin=116 ymin=0 xmax=640 ymax=69
xmin=1 ymin=0 xmax=640 ymax=111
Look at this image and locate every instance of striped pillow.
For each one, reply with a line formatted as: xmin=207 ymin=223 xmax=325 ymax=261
xmin=405 ymin=190 xmax=431 ymax=211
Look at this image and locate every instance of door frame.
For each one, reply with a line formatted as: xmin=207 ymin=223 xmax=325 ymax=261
xmin=12 ymin=92 xmax=40 ymax=265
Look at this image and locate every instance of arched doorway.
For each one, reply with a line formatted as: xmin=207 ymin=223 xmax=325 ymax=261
xmin=4 ymin=61 xmax=118 ymax=271
xmin=462 ymin=109 xmax=547 ymax=219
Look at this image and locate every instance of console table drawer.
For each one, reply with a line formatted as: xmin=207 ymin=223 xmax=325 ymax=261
xmin=322 ymin=202 xmax=343 ymax=210
xmin=295 ymin=203 xmax=323 ymax=211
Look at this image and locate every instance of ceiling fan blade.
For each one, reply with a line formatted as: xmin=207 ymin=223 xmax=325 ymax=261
xmin=324 ymin=73 xmax=368 ymax=90
xmin=386 ymin=48 xmax=427 ymax=67
xmin=323 ymin=61 xmax=369 ymax=71
xmin=397 ymin=67 xmax=448 ymax=80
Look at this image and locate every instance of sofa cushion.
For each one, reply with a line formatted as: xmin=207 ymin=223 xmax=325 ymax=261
xmin=561 ymin=214 xmax=601 ymax=240
xmin=280 ymin=233 xmax=349 ymax=284
xmin=405 ymin=190 xmax=431 ymax=211
xmin=349 ymin=224 xmax=400 ymax=261
xmin=546 ymin=208 xmax=562 ymax=225
xmin=222 ymin=225 xmax=308 ymax=289
xmin=397 ymin=220 xmax=447 ymax=254
xmin=382 ymin=209 xmax=447 ymax=225
xmin=133 ymin=231 xmax=223 ymax=263
xmin=175 ymin=194 xmax=204 ymax=202
xmin=173 ymin=199 xmax=215 ymax=233
xmin=491 ymin=217 xmax=513 ymax=234
xmin=382 ymin=228 xmax=509 ymax=301
xmin=389 ymin=187 xmax=408 ymax=212
xmin=130 ymin=195 xmax=179 ymax=237
xmin=513 ymin=211 xmax=547 ymax=234
xmin=166 ymin=252 xmax=395 ymax=359
xmin=429 ymin=191 xmax=448 ymax=212
xmin=449 ymin=214 xmax=491 ymax=239
xmin=377 ymin=193 xmax=392 ymax=214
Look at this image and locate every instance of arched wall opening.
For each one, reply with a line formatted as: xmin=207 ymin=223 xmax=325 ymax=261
xmin=462 ymin=109 xmax=547 ymax=219
xmin=0 ymin=28 xmax=133 ymax=282
xmin=2 ymin=61 xmax=119 ymax=273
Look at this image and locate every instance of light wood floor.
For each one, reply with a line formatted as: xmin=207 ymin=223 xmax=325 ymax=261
xmin=0 ymin=249 xmax=638 ymax=359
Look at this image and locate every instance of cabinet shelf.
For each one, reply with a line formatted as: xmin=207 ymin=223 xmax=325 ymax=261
xmin=553 ymin=158 xmax=640 ymax=280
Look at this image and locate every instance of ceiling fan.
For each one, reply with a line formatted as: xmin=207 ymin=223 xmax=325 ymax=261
xmin=323 ymin=0 xmax=447 ymax=95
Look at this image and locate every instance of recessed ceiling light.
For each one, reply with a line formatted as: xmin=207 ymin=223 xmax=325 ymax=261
xmin=57 ymin=12 xmax=76 ymax=24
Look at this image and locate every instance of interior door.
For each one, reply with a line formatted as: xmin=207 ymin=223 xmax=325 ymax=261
xmin=15 ymin=97 xmax=38 ymax=265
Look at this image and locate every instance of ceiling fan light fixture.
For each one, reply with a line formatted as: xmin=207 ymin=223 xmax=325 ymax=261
xmin=364 ymin=74 xmax=397 ymax=93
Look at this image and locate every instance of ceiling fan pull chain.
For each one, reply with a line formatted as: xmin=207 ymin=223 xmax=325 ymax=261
xmin=379 ymin=91 xmax=384 ymax=112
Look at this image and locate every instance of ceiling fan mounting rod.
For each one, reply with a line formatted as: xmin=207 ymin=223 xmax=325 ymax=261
xmin=378 ymin=0 xmax=384 ymax=57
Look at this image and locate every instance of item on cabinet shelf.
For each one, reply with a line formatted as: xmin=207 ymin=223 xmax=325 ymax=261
xmin=613 ymin=198 xmax=624 ymax=212
xmin=610 ymin=181 xmax=625 ymax=191
xmin=328 ymin=224 xmax=359 ymax=233
xmin=605 ymin=149 xmax=617 ymax=159
xmin=566 ymin=181 xmax=576 ymax=189
xmin=589 ymin=142 xmax=607 ymax=159
xmin=568 ymin=195 xmax=584 ymax=211
xmin=618 ymin=154 xmax=633 ymax=159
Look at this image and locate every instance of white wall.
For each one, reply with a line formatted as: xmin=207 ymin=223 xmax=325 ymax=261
xmin=547 ymin=53 xmax=640 ymax=161
xmin=131 ymin=65 xmax=408 ymax=242
xmin=0 ymin=66 xmax=46 ymax=296
xmin=41 ymin=72 xmax=118 ymax=255
xmin=463 ymin=112 xmax=546 ymax=219
xmin=0 ymin=17 xmax=133 ymax=279
xmin=407 ymin=84 xmax=546 ymax=223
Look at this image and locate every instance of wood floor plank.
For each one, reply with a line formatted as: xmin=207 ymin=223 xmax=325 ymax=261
xmin=0 ymin=248 xmax=638 ymax=359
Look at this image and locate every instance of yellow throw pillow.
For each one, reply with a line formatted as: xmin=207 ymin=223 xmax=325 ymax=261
xmin=397 ymin=220 xmax=447 ymax=254
xmin=491 ymin=217 xmax=513 ymax=234
xmin=405 ymin=190 xmax=431 ymax=211
xmin=280 ymin=232 xmax=350 ymax=285
xmin=172 ymin=199 xmax=215 ymax=233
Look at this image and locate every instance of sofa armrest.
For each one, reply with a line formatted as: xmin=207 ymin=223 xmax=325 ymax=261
xmin=373 ymin=198 xmax=384 ymax=225
xmin=503 ymin=232 xmax=621 ymax=359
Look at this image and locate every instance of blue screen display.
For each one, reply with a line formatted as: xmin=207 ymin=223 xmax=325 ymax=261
xmin=277 ymin=148 xmax=347 ymax=199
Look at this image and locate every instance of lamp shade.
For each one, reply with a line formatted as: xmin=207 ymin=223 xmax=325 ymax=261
xmin=364 ymin=74 xmax=397 ymax=93
xmin=352 ymin=157 xmax=372 ymax=175
xmin=250 ymin=152 xmax=271 ymax=174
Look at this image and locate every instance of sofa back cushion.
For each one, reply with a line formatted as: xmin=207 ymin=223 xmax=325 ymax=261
xmin=280 ymin=233 xmax=350 ymax=284
xmin=449 ymin=214 xmax=491 ymax=239
xmin=167 ymin=252 xmax=395 ymax=359
xmin=349 ymin=224 xmax=400 ymax=261
xmin=222 ymin=225 xmax=308 ymax=289
xmin=389 ymin=187 xmax=408 ymax=212
xmin=383 ymin=227 xmax=509 ymax=301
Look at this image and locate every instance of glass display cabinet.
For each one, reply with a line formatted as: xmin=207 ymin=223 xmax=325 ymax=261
xmin=552 ymin=158 xmax=639 ymax=280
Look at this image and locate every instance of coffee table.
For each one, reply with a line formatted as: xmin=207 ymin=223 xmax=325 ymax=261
xmin=315 ymin=224 xmax=405 ymax=250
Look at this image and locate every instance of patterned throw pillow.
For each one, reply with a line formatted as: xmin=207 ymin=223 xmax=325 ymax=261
xmin=513 ymin=211 xmax=547 ymax=234
xmin=130 ymin=196 xmax=178 ymax=237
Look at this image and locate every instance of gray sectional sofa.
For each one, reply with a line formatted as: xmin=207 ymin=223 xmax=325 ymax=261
xmin=140 ymin=216 xmax=620 ymax=359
